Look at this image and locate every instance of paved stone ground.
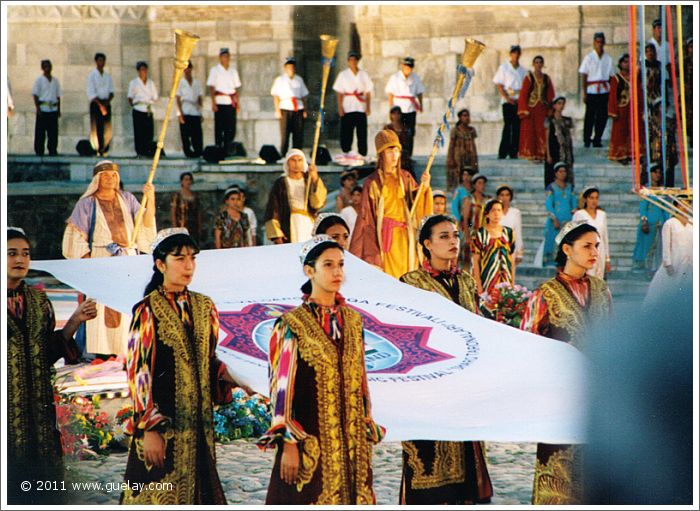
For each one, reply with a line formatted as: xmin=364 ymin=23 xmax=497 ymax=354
xmin=64 ymin=440 xmax=536 ymax=504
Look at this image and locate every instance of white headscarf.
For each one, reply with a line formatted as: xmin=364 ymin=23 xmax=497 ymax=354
xmin=80 ymin=160 xmax=121 ymax=199
xmin=283 ymin=149 xmax=309 ymax=176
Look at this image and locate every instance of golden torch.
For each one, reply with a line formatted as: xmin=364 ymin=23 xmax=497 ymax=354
xmin=305 ymin=34 xmax=339 ymax=205
xmin=130 ymin=29 xmax=200 ymax=247
xmin=410 ymin=38 xmax=485 ymax=217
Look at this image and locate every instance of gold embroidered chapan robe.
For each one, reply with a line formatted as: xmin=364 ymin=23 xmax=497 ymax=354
xmin=399 ymin=265 xmax=493 ymax=504
xmin=257 ymin=296 xmax=385 ymax=504
xmin=521 ymin=271 xmax=611 ymax=505
xmin=120 ymin=289 xmax=233 ymax=505
xmin=349 ymin=168 xmax=432 ymax=278
xmin=7 ymin=282 xmax=80 ymax=504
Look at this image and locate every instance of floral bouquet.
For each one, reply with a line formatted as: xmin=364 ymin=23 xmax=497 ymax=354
xmin=55 ymin=394 xmax=115 ymax=460
xmin=479 ymin=282 xmax=533 ymax=328
xmin=213 ymin=388 xmax=272 ymax=442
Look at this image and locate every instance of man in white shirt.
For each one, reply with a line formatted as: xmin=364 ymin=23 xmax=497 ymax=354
xmin=177 ymin=60 xmax=203 ymax=158
xmin=578 ymin=32 xmax=614 ymax=148
xmin=271 ymin=57 xmax=309 ymax=156
xmin=127 ymin=61 xmax=159 ymax=157
xmin=333 ymin=50 xmax=374 ymax=157
xmin=385 ymin=56 xmax=425 ymax=158
xmin=87 ymin=52 xmax=114 ymax=157
xmin=32 ymin=59 xmax=62 ymax=156
xmin=206 ymin=47 xmax=242 ymax=156
xmin=493 ymin=45 xmax=527 ymax=159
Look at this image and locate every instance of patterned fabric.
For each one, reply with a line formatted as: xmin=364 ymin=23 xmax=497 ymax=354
xmin=215 ymin=210 xmax=250 ymax=248
xmin=121 ymin=288 xmax=231 ymax=504
xmin=171 ymin=192 xmax=201 ymax=241
xmin=124 ymin=288 xmax=220 ymax=435
xmin=7 ymin=281 xmax=80 ymax=504
xmin=7 ymin=287 xmax=25 ymax=320
xmin=446 ymin=124 xmax=478 ymax=191
xmin=257 ymin=293 xmax=385 ymax=504
xmin=398 ymin=265 xmax=492 ymax=504
xmin=519 ymin=272 xmax=611 ymax=505
xmin=471 ymin=226 xmax=515 ymax=295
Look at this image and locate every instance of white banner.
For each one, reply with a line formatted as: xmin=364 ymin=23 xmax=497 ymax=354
xmin=33 ymin=244 xmax=588 ymax=443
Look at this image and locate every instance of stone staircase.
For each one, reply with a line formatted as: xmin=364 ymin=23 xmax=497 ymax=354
xmin=412 ymin=146 xmax=691 ymax=297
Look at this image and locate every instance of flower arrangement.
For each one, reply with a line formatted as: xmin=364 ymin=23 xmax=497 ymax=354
xmin=55 ymin=394 xmax=115 ymax=460
xmin=213 ymin=388 xmax=272 ymax=443
xmin=479 ymin=282 xmax=533 ymax=327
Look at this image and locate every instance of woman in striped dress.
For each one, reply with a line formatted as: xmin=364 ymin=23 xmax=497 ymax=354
xmin=471 ymin=199 xmax=516 ymax=298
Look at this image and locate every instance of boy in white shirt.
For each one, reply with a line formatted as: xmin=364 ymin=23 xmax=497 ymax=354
xmin=32 ymin=59 xmax=62 ymax=156
xmin=271 ymin=57 xmax=309 ymax=156
xmin=385 ymin=56 xmax=425 ymax=158
xmin=87 ymin=52 xmax=114 ymax=156
xmin=493 ymin=45 xmax=527 ymax=159
xmin=177 ymin=60 xmax=203 ymax=158
xmin=207 ymin=47 xmax=242 ymax=156
xmin=333 ymin=50 xmax=374 ymax=157
xmin=127 ymin=61 xmax=159 ymax=157
xmin=578 ymin=32 xmax=614 ymax=148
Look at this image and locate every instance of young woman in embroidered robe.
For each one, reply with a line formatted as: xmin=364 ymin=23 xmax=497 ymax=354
xmin=257 ymin=235 xmax=385 ymax=504
xmin=398 ymin=215 xmax=493 ymax=505
xmin=521 ymin=221 xmax=612 ymax=505
xmin=120 ymin=228 xmax=242 ymax=505
xmin=6 ymin=227 xmax=97 ymax=504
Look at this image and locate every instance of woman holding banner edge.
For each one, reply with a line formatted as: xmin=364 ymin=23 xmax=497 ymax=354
xmin=521 ymin=220 xmax=612 ymax=505
xmin=398 ymin=214 xmax=493 ymax=505
xmin=257 ymin=235 xmax=385 ymax=504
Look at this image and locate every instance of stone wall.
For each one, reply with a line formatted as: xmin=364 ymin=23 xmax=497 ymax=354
xmin=6 ymin=4 xmax=692 ymax=157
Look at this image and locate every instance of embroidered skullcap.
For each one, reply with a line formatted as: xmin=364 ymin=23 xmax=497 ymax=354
xmin=618 ymin=53 xmax=629 ymax=66
xmin=553 ymin=161 xmax=568 ymax=172
xmin=649 ymin=162 xmax=660 ymax=172
xmin=375 ymin=129 xmax=402 ymax=155
xmin=594 ymin=32 xmax=605 ymax=40
xmin=402 ymin=56 xmax=415 ymax=67
xmin=151 ymin=227 xmax=191 ymax=253
xmin=509 ymin=45 xmax=522 ymax=53
xmin=432 ymin=189 xmax=447 ymax=199
xmin=347 ymin=50 xmax=361 ymax=59
xmin=555 ymin=220 xmax=594 ymax=248
xmin=93 ymin=160 xmax=120 ymax=175
xmin=7 ymin=226 xmax=27 ymax=236
xmin=495 ymin=184 xmax=514 ymax=197
xmin=470 ymin=173 xmax=488 ymax=185
xmin=299 ymin=234 xmax=336 ymax=265
xmin=312 ymin=212 xmax=346 ymax=236
xmin=553 ymin=95 xmax=566 ymax=104
xmin=135 ymin=61 xmax=148 ymax=70
xmin=652 ymin=19 xmax=661 ymax=28
xmin=284 ymin=56 xmax=296 ymax=65
xmin=283 ymin=149 xmax=309 ymax=174
xmin=219 ymin=47 xmax=230 ymax=55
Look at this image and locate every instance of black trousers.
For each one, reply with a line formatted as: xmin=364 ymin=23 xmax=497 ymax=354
xmin=179 ymin=115 xmax=203 ymax=158
xmin=498 ymin=103 xmax=520 ymax=159
xmin=400 ymin=111 xmax=417 ymax=157
xmin=89 ymin=101 xmax=112 ymax=155
xmin=280 ymin=109 xmax=304 ymax=156
xmin=34 ymin=111 xmax=58 ymax=156
xmin=340 ymin=111 xmax=368 ymax=155
xmin=214 ymin=104 xmax=236 ymax=154
xmin=583 ymin=93 xmax=609 ymax=146
xmin=132 ymin=110 xmax=154 ymax=156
